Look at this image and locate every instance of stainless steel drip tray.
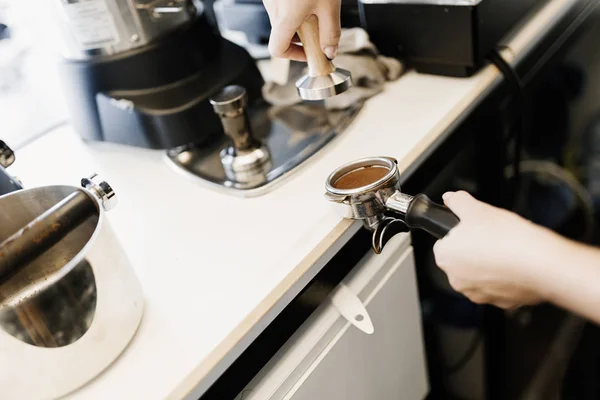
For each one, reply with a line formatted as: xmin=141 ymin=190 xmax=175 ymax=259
xmin=165 ymin=101 xmax=363 ymax=197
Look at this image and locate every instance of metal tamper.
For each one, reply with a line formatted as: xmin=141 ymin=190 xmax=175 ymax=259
xmin=296 ymin=15 xmax=353 ymax=101
xmin=210 ymin=85 xmax=271 ymax=183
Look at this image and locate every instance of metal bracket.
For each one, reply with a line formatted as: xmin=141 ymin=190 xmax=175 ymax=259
xmin=329 ymin=283 xmax=374 ymax=335
xmin=372 ymin=217 xmax=407 ymax=254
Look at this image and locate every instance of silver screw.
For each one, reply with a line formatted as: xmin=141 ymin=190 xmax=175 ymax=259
xmin=130 ymin=34 xmax=140 ymax=43
xmin=81 ymin=173 xmax=118 ymax=211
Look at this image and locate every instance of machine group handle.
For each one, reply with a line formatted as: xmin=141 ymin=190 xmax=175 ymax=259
xmin=405 ymin=194 xmax=460 ymax=239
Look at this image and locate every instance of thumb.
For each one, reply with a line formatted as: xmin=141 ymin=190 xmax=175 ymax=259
xmin=442 ymin=190 xmax=481 ymax=219
xmin=316 ymin=0 xmax=342 ymax=60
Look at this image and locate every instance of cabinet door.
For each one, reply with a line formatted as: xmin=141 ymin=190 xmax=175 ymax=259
xmin=283 ymin=246 xmax=428 ymax=400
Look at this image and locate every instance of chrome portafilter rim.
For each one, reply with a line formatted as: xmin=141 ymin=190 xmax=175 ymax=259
xmin=324 ymin=156 xmax=410 ymax=254
xmin=325 ymin=155 xmax=460 ymax=253
xmin=325 ymin=156 xmax=399 ymax=197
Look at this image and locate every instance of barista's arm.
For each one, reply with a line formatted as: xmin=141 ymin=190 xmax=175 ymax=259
xmin=538 ymin=237 xmax=600 ymax=325
xmin=433 ymin=191 xmax=600 ymax=325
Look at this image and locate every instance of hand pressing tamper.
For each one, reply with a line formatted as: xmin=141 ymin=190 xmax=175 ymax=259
xmin=295 ymin=15 xmax=353 ymax=101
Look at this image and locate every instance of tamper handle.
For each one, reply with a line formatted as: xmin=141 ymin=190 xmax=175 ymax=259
xmin=297 ymin=15 xmax=335 ymax=77
xmin=405 ymin=194 xmax=460 ymax=239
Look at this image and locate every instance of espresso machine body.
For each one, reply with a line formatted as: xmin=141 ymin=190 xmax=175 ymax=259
xmin=358 ymin=0 xmax=542 ymax=77
xmin=52 ymin=0 xmax=264 ymax=149
xmin=0 ymin=166 xmax=20 ymax=195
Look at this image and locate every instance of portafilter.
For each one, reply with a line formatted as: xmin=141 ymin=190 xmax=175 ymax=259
xmin=325 ymin=156 xmax=460 ymax=253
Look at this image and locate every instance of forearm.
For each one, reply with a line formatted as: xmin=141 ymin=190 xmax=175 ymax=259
xmin=535 ymin=234 xmax=600 ymax=325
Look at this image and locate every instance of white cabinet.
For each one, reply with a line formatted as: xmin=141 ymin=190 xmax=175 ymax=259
xmin=238 ymin=234 xmax=429 ymax=400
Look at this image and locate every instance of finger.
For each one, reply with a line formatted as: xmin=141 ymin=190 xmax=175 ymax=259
xmin=281 ymin=43 xmax=307 ymax=62
xmin=442 ymin=190 xmax=480 ymax=219
xmin=432 ymin=238 xmax=460 ymax=272
xmin=447 ymin=276 xmax=472 ymax=293
xmin=316 ymin=0 xmax=342 ymax=59
xmin=465 ymin=292 xmax=491 ymax=305
xmin=432 ymin=240 xmax=449 ymax=268
xmin=268 ymin=14 xmax=307 ymax=60
xmin=493 ymin=301 xmax=519 ymax=310
xmin=268 ymin=27 xmax=306 ymax=61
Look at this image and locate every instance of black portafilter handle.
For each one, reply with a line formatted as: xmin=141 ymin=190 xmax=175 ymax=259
xmin=404 ymin=194 xmax=460 ymax=239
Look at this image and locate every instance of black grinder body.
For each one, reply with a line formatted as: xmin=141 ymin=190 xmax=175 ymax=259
xmin=58 ymin=14 xmax=265 ymax=149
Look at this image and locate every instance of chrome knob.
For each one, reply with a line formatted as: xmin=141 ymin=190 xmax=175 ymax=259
xmin=0 ymin=140 xmax=15 ymax=168
xmin=210 ymin=85 xmax=258 ymax=152
xmin=210 ymin=85 xmax=248 ymax=116
xmin=81 ymin=173 xmax=117 ymax=211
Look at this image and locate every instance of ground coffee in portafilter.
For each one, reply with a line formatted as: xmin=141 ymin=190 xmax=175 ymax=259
xmin=333 ymin=166 xmax=389 ymax=190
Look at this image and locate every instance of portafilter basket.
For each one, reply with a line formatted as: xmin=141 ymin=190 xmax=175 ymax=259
xmin=325 ymin=156 xmax=460 ymax=253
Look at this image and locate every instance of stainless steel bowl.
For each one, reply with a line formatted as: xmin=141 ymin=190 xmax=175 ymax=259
xmin=0 ymin=184 xmax=144 ymax=399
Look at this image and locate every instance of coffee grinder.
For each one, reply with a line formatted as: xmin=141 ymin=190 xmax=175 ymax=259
xmin=50 ymin=0 xmax=264 ymax=149
xmin=50 ymin=1 xmax=362 ymax=196
xmin=165 ymin=14 xmax=359 ymax=196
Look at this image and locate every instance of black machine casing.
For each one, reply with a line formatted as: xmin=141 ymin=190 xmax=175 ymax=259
xmin=0 ymin=166 xmax=20 ymax=196
xmin=0 ymin=142 xmax=20 ymax=195
xmin=58 ymin=14 xmax=264 ymax=149
xmin=358 ymin=0 xmax=542 ymax=77
xmin=212 ymin=0 xmax=362 ymax=45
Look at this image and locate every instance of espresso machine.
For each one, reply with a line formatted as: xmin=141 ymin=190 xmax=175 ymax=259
xmin=357 ymin=0 xmax=543 ymax=77
xmin=50 ymin=0 xmax=363 ymax=196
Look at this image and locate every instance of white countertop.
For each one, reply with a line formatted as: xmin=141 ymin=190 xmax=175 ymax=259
xmin=6 ymin=1 xmax=582 ymax=399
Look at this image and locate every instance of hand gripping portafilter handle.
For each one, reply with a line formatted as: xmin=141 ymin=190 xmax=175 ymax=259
xmin=386 ymin=192 xmax=460 ymax=239
xmin=297 ymin=15 xmax=336 ymax=77
xmin=405 ymin=194 xmax=460 ymax=239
